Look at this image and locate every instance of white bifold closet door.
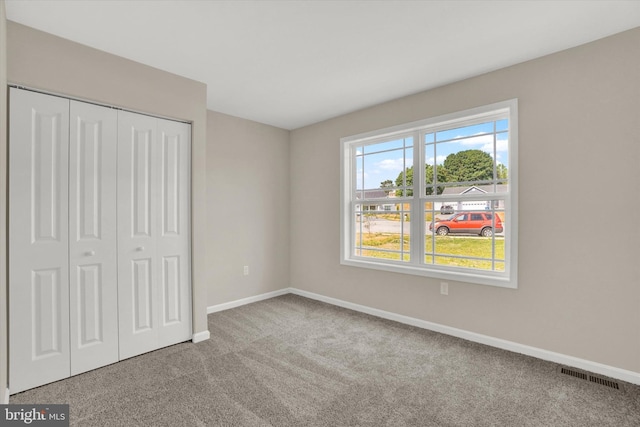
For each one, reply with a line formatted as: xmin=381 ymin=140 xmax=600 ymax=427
xmin=9 ymin=88 xmax=192 ymax=394
xmin=9 ymin=90 xmax=119 ymax=393
xmin=117 ymin=111 xmax=191 ymax=360
xmin=68 ymin=101 xmax=119 ymax=375
xmin=9 ymin=90 xmax=71 ymax=393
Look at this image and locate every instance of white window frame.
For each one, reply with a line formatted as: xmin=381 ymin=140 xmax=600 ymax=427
xmin=340 ymin=99 xmax=518 ymax=288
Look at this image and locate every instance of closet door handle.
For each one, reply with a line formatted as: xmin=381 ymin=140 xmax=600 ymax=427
xmin=136 ymin=246 xmax=145 ymax=252
xmin=85 ymin=250 xmax=95 ymax=256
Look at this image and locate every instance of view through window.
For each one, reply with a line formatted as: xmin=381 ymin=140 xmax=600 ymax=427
xmin=341 ymin=100 xmax=517 ymax=287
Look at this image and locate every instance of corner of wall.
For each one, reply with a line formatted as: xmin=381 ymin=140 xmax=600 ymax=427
xmin=0 ymin=0 xmax=9 ymax=406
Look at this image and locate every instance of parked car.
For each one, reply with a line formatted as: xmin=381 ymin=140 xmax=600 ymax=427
xmin=440 ymin=205 xmax=454 ymax=215
xmin=429 ymin=211 xmax=503 ymax=237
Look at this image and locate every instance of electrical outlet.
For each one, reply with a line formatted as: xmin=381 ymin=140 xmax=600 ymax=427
xmin=440 ymin=282 xmax=448 ymax=295
xmin=243 ymin=265 xmax=249 ymax=276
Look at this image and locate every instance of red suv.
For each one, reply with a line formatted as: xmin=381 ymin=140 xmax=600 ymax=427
xmin=430 ymin=211 xmax=503 ymax=237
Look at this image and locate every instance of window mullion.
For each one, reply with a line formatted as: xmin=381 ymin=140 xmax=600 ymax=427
xmin=410 ymin=131 xmax=423 ymax=264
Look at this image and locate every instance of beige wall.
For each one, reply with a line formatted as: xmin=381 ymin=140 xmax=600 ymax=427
xmin=206 ymin=111 xmax=290 ymax=306
xmin=4 ymin=21 xmax=209 ymax=377
xmin=0 ymin=0 xmax=8 ymax=403
xmin=290 ymin=28 xmax=640 ymax=373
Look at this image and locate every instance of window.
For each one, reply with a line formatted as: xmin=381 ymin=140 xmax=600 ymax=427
xmin=340 ymin=100 xmax=518 ymax=288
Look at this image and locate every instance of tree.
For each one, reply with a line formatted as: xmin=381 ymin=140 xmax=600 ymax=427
xmin=380 ymin=179 xmax=394 ymax=195
xmin=497 ymin=163 xmax=508 ymax=180
xmin=395 ymin=165 xmax=447 ymax=196
xmin=425 ymin=164 xmax=449 ymax=195
xmin=395 ymin=166 xmax=414 ymax=197
xmin=394 ymin=150 xmax=497 ymax=197
xmin=443 ymin=149 xmax=493 ymax=183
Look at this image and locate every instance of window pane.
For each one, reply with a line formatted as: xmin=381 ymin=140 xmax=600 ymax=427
xmin=427 ymin=119 xmax=509 ymax=188
xmin=436 ymin=122 xmax=494 ymax=143
xmin=495 ymin=133 xmax=509 ymax=183
xmin=424 ymin=133 xmax=435 ymax=144
xmin=425 ymin=201 xmax=505 ymax=271
xmin=363 ymin=136 xmax=412 ymax=154
xmin=355 ymin=154 xmax=364 ymax=194
xmin=426 ymin=201 xmax=504 ymax=235
xmin=362 ymin=150 xmax=403 ymax=191
xmin=434 ymin=255 xmax=498 ymax=271
xmin=359 ymin=141 xmax=413 ymax=196
xmin=394 ymin=147 xmax=414 ymax=197
xmin=354 ymin=209 xmax=411 ymax=262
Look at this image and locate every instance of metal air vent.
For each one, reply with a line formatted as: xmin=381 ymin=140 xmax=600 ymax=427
xmin=559 ymin=367 xmax=620 ymax=390
xmin=560 ymin=367 xmax=588 ymax=380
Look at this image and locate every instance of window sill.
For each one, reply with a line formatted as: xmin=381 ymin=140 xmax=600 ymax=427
xmin=341 ymin=257 xmax=517 ymax=289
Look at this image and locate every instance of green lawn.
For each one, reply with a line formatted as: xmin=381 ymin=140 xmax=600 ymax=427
xmin=356 ymin=233 xmax=504 ymax=271
xmin=356 ymin=233 xmax=410 ymax=261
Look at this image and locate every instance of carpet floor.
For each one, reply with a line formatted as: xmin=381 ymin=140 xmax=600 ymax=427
xmin=10 ymin=294 xmax=640 ymax=426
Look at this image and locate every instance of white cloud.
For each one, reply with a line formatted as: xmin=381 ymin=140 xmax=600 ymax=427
xmin=459 ymin=133 xmax=494 ymax=146
xmin=456 ymin=133 xmax=508 ymax=154
xmin=481 ymin=137 xmax=508 ymax=154
xmin=376 ymin=157 xmax=406 ymax=171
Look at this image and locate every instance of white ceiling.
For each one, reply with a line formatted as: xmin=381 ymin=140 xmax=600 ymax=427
xmin=5 ymin=1 xmax=640 ymax=130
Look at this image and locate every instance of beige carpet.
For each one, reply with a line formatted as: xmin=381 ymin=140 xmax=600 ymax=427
xmin=10 ymin=294 xmax=640 ymax=426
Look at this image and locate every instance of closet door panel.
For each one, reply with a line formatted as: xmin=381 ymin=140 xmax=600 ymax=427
xmin=117 ymin=111 xmax=160 ymax=359
xmin=157 ymin=119 xmax=192 ymax=347
xmin=9 ymin=89 xmax=70 ymax=393
xmin=69 ymin=101 xmax=119 ymax=375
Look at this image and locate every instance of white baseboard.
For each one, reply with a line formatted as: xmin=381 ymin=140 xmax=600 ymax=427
xmin=207 ymin=287 xmax=640 ymax=386
xmin=207 ymin=288 xmax=290 ymax=314
xmin=192 ymin=330 xmax=210 ymax=343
